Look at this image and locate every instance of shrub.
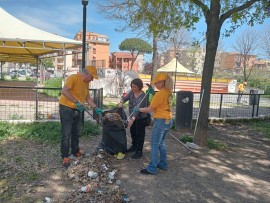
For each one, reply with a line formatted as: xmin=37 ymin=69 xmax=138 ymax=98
xmin=43 ymin=78 xmax=62 ymax=97
xmin=0 ymin=121 xmax=101 ymax=144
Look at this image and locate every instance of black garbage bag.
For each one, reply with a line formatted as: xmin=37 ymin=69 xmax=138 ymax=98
xmin=101 ymin=127 xmax=127 ymax=154
xmin=99 ymin=107 xmax=128 ymax=154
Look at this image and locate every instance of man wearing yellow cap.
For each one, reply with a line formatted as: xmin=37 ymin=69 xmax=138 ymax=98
xmin=133 ymin=73 xmax=173 ymax=175
xmin=59 ymin=66 xmax=103 ymax=168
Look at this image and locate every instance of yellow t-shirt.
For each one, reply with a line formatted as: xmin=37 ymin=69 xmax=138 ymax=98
xmin=238 ymin=83 xmax=245 ymax=92
xmin=59 ymin=74 xmax=89 ymax=109
xmin=150 ymin=88 xmax=172 ymax=119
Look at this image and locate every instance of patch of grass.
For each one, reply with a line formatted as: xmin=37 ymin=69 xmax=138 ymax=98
xmin=103 ymin=101 xmax=128 ymax=110
xmin=0 ymin=178 xmax=14 ymax=202
xmin=249 ymin=120 xmax=270 ymax=138
xmin=0 ymin=121 xmax=101 ymax=144
xmin=207 ymin=138 xmax=227 ymax=150
xmin=15 ymin=156 xmax=23 ymax=163
xmin=179 ymin=135 xmax=193 ymax=143
xmin=0 ymin=178 xmax=7 ymax=189
xmin=103 ymin=102 xmax=119 ymax=109
xmin=8 ymin=113 xmax=24 ymax=120
xmin=43 ymin=78 xmax=62 ymax=97
xmin=28 ymin=172 xmax=39 ymax=181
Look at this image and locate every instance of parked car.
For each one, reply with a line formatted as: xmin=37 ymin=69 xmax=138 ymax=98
xmin=9 ymin=70 xmax=19 ymax=78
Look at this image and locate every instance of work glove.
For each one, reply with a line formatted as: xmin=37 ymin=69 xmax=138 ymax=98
xmin=133 ymin=106 xmax=140 ymax=114
xmin=75 ymin=101 xmax=84 ymax=112
xmin=146 ymin=86 xmax=155 ymax=95
xmin=94 ymin=107 xmax=104 ymax=115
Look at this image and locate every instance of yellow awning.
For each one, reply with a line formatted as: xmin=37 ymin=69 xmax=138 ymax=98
xmin=0 ymin=7 xmax=82 ymax=63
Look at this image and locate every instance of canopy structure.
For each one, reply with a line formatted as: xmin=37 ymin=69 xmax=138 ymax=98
xmin=157 ymin=58 xmax=195 ymax=75
xmin=0 ymin=7 xmax=82 ymax=64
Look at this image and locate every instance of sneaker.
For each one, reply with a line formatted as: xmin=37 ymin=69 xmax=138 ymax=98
xmin=131 ymin=151 xmax=143 ymax=159
xmin=114 ymin=152 xmax=125 ymax=160
xmin=126 ymin=146 xmax=136 ymax=153
xmin=72 ymin=148 xmax=84 ymax=158
xmin=140 ymin=169 xmax=155 ymax=175
xmin=62 ymin=158 xmax=70 ymax=168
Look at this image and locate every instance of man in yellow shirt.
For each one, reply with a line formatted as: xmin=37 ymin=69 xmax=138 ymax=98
xmin=237 ymin=82 xmax=247 ymax=103
xmin=59 ymin=66 xmax=103 ymax=168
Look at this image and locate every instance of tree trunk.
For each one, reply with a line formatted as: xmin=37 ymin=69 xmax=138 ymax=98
xmin=194 ymin=8 xmax=222 ymax=146
xmin=151 ymin=34 xmax=159 ymax=81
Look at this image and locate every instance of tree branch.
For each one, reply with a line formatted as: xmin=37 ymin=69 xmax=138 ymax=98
xmin=191 ymin=0 xmax=209 ymax=15
xmin=220 ymin=0 xmax=259 ymax=23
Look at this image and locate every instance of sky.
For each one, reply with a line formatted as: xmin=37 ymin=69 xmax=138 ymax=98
xmin=1 ymin=0 xmax=269 ymax=62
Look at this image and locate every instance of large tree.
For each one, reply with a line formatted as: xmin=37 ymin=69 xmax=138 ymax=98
xmin=96 ymin=0 xmax=270 ymax=146
xmin=41 ymin=58 xmax=54 ymax=69
xmin=95 ymin=0 xmax=182 ymax=79
xmin=119 ymin=38 xmax=152 ymax=70
xmin=180 ymin=1 xmax=270 ymax=146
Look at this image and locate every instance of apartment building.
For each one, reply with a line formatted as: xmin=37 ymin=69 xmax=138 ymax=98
xmin=219 ymin=52 xmax=256 ymax=72
xmin=51 ymin=50 xmax=73 ymax=76
xmin=109 ymin=52 xmax=140 ymax=72
xmin=74 ymin=31 xmax=110 ymax=68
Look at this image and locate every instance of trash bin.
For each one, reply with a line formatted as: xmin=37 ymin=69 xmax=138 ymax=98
xmin=249 ymin=89 xmax=259 ymax=105
xmin=175 ymin=91 xmax=193 ymax=129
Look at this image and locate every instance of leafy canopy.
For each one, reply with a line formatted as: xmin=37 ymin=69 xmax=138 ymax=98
xmin=119 ymin=38 xmax=152 ymax=54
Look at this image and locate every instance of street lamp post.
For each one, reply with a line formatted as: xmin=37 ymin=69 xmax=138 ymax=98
xmin=174 ymin=52 xmax=179 ymax=94
xmin=82 ymin=0 xmax=88 ymax=70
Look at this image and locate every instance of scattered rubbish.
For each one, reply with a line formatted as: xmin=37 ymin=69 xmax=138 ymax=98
xmin=108 ymin=170 xmax=117 ymax=179
xmin=88 ymin=171 xmax=98 ymax=179
xmin=115 ymin=179 xmax=121 ymax=185
xmin=44 ymin=197 xmax=52 ymax=203
xmin=63 ymin=152 xmax=126 ymax=202
xmin=80 ymin=185 xmax=91 ymax=193
xmin=186 ymin=142 xmax=200 ymax=150
xmin=101 ymin=164 xmax=108 ymax=171
xmin=96 ymin=189 xmax=103 ymax=194
xmin=96 ymin=154 xmax=103 ymax=159
xmin=108 ymin=169 xmax=117 ymax=184
xmin=123 ymin=194 xmax=130 ymax=202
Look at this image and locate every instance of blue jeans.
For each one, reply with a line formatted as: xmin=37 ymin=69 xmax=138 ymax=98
xmin=59 ymin=104 xmax=82 ymax=159
xmin=146 ymin=118 xmax=173 ymax=174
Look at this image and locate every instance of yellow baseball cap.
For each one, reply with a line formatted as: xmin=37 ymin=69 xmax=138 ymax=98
xmin=151 ymin=73 xmax=168 ymax=84
xmin=86 ymin=66 xmax=98 ymax=79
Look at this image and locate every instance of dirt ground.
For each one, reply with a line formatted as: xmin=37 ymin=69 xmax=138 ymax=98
xmin=1 ymin=122 xmax=270 ymax=203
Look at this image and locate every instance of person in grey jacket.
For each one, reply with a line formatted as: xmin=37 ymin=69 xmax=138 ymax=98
xmin=118 ymin=78 xmax=148 ymax=159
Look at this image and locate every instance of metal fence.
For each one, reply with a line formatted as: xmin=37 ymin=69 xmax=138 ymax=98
xmin=191 ymin=92 xmax=270 ymax=119
xmin=1 ymin=86 xmax=270 ymax=121
xmin=0 ymin=86 xmax=103 ymax=121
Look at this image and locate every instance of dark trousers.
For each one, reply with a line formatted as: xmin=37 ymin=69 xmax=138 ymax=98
xmin=237 ymin=91 xmax=243 ymax=103
xmin=130 ymin=118 xmax=146 ymax=152
xmin=59 ymin=104 xmax=82 ymax=158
